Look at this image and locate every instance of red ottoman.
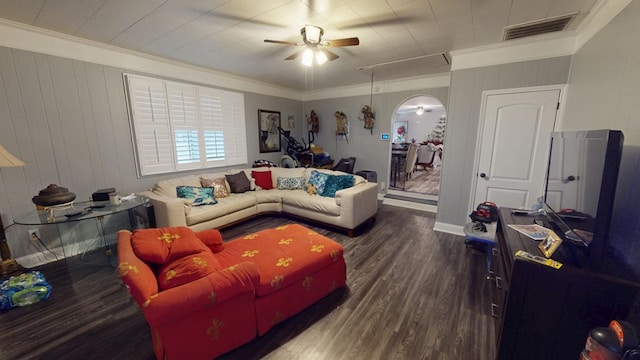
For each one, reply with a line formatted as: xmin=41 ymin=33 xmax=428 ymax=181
xmin=118 ymin=223 xmax=346 ymax=359
xmin=216 ymin=223 xmax=347 ymax=335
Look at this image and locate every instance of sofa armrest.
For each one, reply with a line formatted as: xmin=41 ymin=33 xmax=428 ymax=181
xmin=118 ymin=230 xmax=159 ymax=305
xmin=334 ymin=182 xmax=379 ymax=227
xmin=195 ymin=229 xmax=225 ymax=253
xmin=138 ymin=190 xmax=187 ymax=227
xmin=141 ymin=262 xmax=259 ymax=327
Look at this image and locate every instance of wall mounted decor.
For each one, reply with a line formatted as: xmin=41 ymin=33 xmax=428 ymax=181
xmin=359 ymin=105 xmax=375 ymax=134
xmin=308 ymin=110 xmax=319 ymax=133
xmin=334 ymin=111 xmax=349 ymax=143
xmin=393 ymin=121 xmax=408 ymax=143
xmin=288 ymin=114 xmax=295 ymax=129
xmin=258 ymin=109 xmax=281 ymax=153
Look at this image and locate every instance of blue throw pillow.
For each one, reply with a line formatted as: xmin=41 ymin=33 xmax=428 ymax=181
xmin=176 ymin=186 xmax=217 ymax=206
xmin=308 ymin=170 xmax=330 ymax=194
xmin=320 ymin=174 xmax=355 ymax=197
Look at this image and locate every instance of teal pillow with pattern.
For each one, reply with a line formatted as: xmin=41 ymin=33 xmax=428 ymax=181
xmin=308 ymin=170 xmax=329 ymax=194
xmin=319 ymin=174 xmax=355 ymax=197
xmin=176 ymin=186 xmax=217 ymax=206
xmin=277 ymin=176 xmax=306 ymax=190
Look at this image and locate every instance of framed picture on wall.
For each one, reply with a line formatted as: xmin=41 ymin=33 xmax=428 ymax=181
xmin=393 ymin=121 xmax=408 ymax=143
xmin=258 ymin=109 xmax=281 ymax=153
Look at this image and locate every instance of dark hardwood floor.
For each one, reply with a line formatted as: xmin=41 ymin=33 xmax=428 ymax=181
xmin=0 ymin=204 xmax=495 ymax=360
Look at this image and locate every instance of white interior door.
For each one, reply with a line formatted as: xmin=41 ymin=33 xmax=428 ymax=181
xmin=473 ymin=88 xmax=561 ymax=210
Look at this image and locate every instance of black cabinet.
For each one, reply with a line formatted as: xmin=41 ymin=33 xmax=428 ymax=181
xmin=492 ymin=208 xmax=640 ymax=360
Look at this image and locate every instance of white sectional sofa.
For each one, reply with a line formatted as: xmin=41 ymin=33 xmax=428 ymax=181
xmin=139 ymin=166 xmax=378 ymax=237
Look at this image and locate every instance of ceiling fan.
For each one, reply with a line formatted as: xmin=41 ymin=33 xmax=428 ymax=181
xmin=264 ymin=25 xmax=359 ymax=66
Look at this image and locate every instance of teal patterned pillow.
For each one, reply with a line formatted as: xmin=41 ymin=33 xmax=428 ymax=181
xmin=319 ymin=175 xmax=355 ymax=197
xmin=308 ymin=170 xmax=329 ymax=194
xmin=277 ymin=176 xmax=306 ymax=190
xmin=176 ymin=186 xmax=217 ymax=206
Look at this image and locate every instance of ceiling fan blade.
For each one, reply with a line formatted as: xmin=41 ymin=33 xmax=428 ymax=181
xmin=325 ymin=37 xmax=360 ymax=47
xmin=264 ymin=39 xmax=299 ymax=46
xmin=322 ymin=49 xmax=340 ymax=61
xmin=284 ymin=50 xmax=304 ymax=60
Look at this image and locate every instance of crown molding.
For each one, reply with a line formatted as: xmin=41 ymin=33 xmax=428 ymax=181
xmin=0 ymin=18 xmax=302 ymax=100
xmin=302 ymin=73 xmax=451 ymax=101
xmin=449 ymin=0 xmax=630 ymax=71
xmin=574 ymin=0 xmax=632 ymax=50
xmin=450 ymin=33 xmax=577 ymax=71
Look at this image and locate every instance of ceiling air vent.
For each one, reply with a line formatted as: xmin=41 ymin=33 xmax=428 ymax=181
xmin=503 ymin=13 xmax=578 ymax=41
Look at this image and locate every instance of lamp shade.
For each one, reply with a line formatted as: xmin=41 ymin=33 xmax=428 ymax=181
xmin=0 ymin=145 xmax=25 ymax=167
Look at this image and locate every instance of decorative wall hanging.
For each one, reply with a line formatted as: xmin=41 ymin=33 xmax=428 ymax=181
xmin=393 ymin=121 xmax=408 ymax=143
xmin=258 ymin=109 xmax=281 ymax=153
xmin=307 ymin=110 xmax=319 ymax=133
xmin=334 ymin=111 xmax=349 ymax=143
xmin=359 ymin=72 xmax=375 ymax=135
xmin=359 ymin=105 xmax=375 ymax=134
xmin=288 ymin=114 xmax=295 ymax=129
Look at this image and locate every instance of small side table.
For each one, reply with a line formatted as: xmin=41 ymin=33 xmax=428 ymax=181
xmin=14 ymin=197 xmax=150 ymax=267
xmin=464 ymin=221 xmax=497 ymax=277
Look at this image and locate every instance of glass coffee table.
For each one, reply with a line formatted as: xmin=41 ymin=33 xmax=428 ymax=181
xmin=14 ymin=196 xmax=151 ymax=267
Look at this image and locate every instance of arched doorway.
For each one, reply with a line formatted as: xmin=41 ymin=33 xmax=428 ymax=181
xmin=387 ymin=95 xmax=446 ymax=203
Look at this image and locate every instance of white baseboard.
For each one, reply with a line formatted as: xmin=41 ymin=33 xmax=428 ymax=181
xmin=433 ymin=221 xmax=465 ymax=236
xmin=382 ymin=197 xmax=437 ymax=213
xmin=16 ymin=236 xmax=113 ymax=268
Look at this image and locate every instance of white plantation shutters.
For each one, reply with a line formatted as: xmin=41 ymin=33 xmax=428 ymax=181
xmin=223 ymin=91 xmax=247 ymax=165
xmin=126 ymin=76 xmax=174 ymax=175
xmin=125 ymin=74 xmax=247 ymax=176
xmin=199 ymin=88 xmax=226 ymax=167
xmin=167 ymin=83 xmax=200 ymax=171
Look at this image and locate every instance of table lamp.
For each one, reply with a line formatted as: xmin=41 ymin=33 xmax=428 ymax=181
xmin=0 ymin=145 xmax=26 ymax=277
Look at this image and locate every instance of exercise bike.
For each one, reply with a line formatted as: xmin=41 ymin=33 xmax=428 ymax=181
xmin=277 ymin=127 xmax=315 ymax=168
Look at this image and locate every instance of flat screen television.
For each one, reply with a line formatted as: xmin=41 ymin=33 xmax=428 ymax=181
xmin=542 ymin=129 xmax=624 ymax=270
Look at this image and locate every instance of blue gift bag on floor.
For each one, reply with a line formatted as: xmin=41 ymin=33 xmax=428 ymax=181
xmin=0 ymin=271 xmax=52 ymax=309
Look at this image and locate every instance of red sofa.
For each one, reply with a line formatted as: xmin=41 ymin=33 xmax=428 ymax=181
xmin=117 ymin=224 xmax=346 ymax=360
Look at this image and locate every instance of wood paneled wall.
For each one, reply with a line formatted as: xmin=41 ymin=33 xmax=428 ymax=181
xmin=0 ymin=46 xmax=302 ymax=264
xmin=437 ymin=56 xmax=572 ymax=229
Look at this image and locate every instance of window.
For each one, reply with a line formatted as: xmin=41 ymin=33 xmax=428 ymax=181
xmin=125 ymin=74 xmax=247 ymax=176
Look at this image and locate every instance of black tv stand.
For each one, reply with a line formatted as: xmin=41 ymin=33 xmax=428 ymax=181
xmin=492 ymin=208 xmax=640 ymax=359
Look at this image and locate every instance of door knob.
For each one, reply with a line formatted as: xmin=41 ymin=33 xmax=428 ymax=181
xmin=566 ymin=175 xmax=576 ymax=181
xmin=480 ymin=173 xmax=487 ymax=178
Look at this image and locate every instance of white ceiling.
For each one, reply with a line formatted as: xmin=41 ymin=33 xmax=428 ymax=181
xmin=0 ymin=0 xmax=600 ymax=91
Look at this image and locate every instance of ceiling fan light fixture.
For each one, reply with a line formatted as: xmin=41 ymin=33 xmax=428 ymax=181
xmin=316 ymin=50 xmax=328 ymax=65
xmin=416 ymin=106 xmax=425 ymax=115
xmin=302 ymin=48 xmax=314 ymax=67
xmin=302 ymin=25 xmax=323 ymax=44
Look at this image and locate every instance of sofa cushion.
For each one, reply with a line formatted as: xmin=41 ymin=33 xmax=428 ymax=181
xmin=153 ymin=175 xmax=202 ymax=197
xmin=308 ymin=170 xmax=330 ymax=194
xmin=249 ymin=189 xmax=286 ymax=204
xmin=157 ymin=252 xmax=220 ymax=290
xmin=252 ymin=170 xmax=273 ymax=190
xmin=226 ymin=172 xmax=251 ymax=193
xmin=200 ymin=177 xmax=230 ymax=198
xmin=176 ymin=186 xmax=217 ymax=206
xmin=185 ymin=194 xmax=257 ymax=226
xmin=319 ymin=174 xmax=355 ymax=197
xmin=277 ymin=176 xmax=306 ymax=190
xmin=281 ymin=190 xmax=341 ymax=216
xmin=131 ymin=227 xmax=210 ymax=264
